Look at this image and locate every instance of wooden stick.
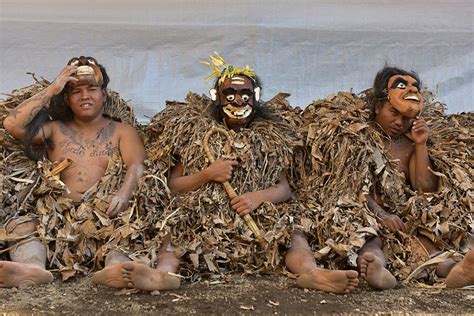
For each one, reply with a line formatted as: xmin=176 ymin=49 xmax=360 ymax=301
xmin=203 ymin=126 xmax=265 ymax=244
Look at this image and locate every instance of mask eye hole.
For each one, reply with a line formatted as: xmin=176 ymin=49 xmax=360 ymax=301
xmin=241 ymin=94 xmax=251 ymax=102
xmin=226 ymin=94 xmax=235 ymax=102
xmin=397 ymin=82 xmax=406 ymax=89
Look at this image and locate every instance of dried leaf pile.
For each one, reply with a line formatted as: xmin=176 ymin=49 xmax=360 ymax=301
xmin=0 ymin=78 xmax=153 ymax=279
xmin=140 ymin=93 xmax=304 ymax=279
xmin=297 ymin=89 xmax=473 ymax=282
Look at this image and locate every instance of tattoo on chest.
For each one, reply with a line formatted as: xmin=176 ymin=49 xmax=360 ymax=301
xmin=58 ymin=122 xmax=118 ymax=157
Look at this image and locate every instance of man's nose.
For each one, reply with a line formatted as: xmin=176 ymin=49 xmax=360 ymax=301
xmin=80 ymin=90 xmax=90 ymax=99
xmin=394 ymin=115 xmax=403 ymax=126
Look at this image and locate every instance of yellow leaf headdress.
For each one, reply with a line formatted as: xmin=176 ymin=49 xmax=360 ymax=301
xmin=200 ymin=52 xmax=256 ymax=85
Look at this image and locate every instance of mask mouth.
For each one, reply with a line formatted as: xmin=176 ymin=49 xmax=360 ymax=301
xmin=222 ymin=104 xmax=252 ymax=119
xmin=76 ymin=65 xmax=95 ymax=76
xmin=403 ymin=95 xmax=420 ymax=102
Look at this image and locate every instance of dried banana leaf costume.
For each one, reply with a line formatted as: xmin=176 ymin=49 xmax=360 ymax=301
xmin=0 ymin=78 xmax=153 ymax=280
xmin=298 ymin=89 xmax=473 ymax=282
xmin=143 ymin=87 xmax=304 ymax=277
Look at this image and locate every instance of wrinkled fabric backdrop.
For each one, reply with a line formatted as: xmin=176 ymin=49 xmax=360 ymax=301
xmin=1 ymin=0 xmax=472 ymax=122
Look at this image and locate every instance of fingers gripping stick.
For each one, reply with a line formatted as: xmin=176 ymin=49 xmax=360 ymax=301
xmin=203 ymin=126 xmax=265 ymax=244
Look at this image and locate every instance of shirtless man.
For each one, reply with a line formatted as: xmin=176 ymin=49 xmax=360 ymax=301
xmin=357 ymin=66 xmax=474 ymax=289
xmin=169 ymin=57 xmax=358 ymax=294
xmin=1 ymin=56 xmax=178 ymax=291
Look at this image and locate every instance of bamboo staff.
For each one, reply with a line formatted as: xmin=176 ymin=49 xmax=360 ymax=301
xmin=203 ymin=126 xmax=265 ymax=244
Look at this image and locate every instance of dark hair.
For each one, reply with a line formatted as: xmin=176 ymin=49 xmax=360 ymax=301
xmin=24 ymin=58 xmax=110 ymax=160
xmin=370 ymin=66 xmax=421 ymax=119
xmin=208 ymin=75 xmax=275 ymax=124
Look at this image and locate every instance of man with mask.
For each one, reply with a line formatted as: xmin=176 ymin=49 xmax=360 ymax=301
xmin=138 ymin=53 xmax=359 ymax=293
xmin=1 ymin=57 xmax=178 ymax=291
xmin=358 ymin=66 xmax=474 ymax=289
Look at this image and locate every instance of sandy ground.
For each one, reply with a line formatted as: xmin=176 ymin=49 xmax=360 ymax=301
xmin=1 ymin=274 xmax=473 ymax=315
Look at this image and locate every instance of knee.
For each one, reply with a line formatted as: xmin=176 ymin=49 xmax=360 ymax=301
xmin=7 ymin=220 xmax=38 ymax=236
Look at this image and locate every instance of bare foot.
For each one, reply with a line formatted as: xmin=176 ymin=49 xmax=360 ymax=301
xmin=359 ymin=253 xmax=397 ymax=290
xmin=0 ymin=261 xmax=53 ymax=288
xmin=445 ymin=249 xmax=474 ymax=288
xmin=121 ymin=261 xmax=180 ymax=291
xmin=296 ymin=268 xmax=359 ymax=294
xmin=91 ymin=263 xmax=130 ymax=289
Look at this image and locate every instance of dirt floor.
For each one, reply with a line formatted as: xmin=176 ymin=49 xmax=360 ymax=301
xmin=1 ymin=274 xmax=473 ymax=315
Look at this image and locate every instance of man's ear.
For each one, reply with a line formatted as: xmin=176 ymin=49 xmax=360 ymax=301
xmin=63 ymin=93 xmax=70 ymax=106
xmin=375 ymin=101 xmax=384 ymax=115
xmin=210 ymin=88 xmax=217 ymax=101
xmin=102 ymin=88 xmax=108 ymax=103
xmin=254 ymin=87 xmax=261 ymax=102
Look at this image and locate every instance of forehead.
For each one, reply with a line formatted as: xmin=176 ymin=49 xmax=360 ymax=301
xmin=67 ymin=84 xmax=101 ymax=91
xmin=388 ymin=74 xmax=418 ymax=87
xmin=218 ymin=76 xmax=254 ymax=92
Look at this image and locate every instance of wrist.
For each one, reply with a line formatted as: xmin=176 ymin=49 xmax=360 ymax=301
xmin=254 ymin=190 xmax=265 ymax=206
xmin=45 ymin=84 xmax=62 ymax=97
xmin=414 ymin=142 xmax=428 ymax=149
xmin=201 ymin=167 xmax=212 ymax=183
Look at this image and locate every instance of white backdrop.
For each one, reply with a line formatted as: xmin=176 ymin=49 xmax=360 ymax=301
xmin=1 ymin=0 xmax=472 ymax=122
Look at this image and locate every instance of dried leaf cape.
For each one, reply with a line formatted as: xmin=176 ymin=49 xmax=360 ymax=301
xmin=141 ymin=92 xmax=304 ymax=279
xmin=0 ymin=79 xmax=154 ymax=280
xmin=297 ymin=89 xmax=473 ymax=283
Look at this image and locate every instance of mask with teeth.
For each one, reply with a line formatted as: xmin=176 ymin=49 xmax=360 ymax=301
xmin=387 ymin=74 xmax=424 ymax=118
xmin=211 ymin=75 xmax=260 ymax=130
xmin=67 ymin=56 xmax=104 ymax=88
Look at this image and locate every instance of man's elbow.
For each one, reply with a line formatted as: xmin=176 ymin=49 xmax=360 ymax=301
xmin=279 ymin=182 xmax=292 ymax=202
xmin=3 ymin=116 xmax=18 ymax=137
xmin=416 ymin=178 xmax=439 ymax=193
xmin=167 ymin=180 xmax=180 ymax=195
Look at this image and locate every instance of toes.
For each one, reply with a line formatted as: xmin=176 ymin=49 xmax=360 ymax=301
xmin=364 ymin=253 xmax=376 ymax=262
xmin=347 ymin=270 xmax=358 ymax=278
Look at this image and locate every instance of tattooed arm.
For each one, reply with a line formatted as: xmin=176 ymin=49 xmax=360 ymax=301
xmin=106 ymin=123 xmax=145 ymax=218
xmin=3 ymin=65 xmax=78 ymax=142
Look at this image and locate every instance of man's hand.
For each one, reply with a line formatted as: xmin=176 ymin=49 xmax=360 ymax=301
xmin=48 ymin=65 xmax=79 ymax=97
xmin=106 ymin=194 xmax=129 ymax=218
xmin=410 ymin=116 xmax=430 ymax=145
xmin=231 ymin=191 xmax=263 ymax=216
xmin=205 ymin=159 xmax=238 ymax=183
xmin=381 ymin=214 xmax=406 ymax=233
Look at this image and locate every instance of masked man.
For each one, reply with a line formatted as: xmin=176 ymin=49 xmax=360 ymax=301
xmin=357 ymin=66 xmax=474 ymax=289
xmin=138 ymin=53 xmax=359 ymax=294
xmin=1 ymin=57 xmax=178 ymax=291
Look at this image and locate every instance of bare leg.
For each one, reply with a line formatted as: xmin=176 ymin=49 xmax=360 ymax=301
xmin=285 ymin=231 xmax=359 ymax=294
xmin=121 ymin=242 xmax=180 ymax=291
xmin=416 ymin=235 xmax=458 ymax=278
xmin=445 ymin=249 xmax=474 ymax=288
xmin=358 ymin=237 xmax=397 ymax=290
xmin=91 ymin=250 xmax=130 ymax=288
xmin=0 ymin=220 xmax=53 ymax=288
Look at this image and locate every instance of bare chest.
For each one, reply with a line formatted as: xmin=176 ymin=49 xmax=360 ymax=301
xmin=48 ymin=121 xmax=118 ymax=162
xmin=386 ymin=137 xmax=414 ymax=179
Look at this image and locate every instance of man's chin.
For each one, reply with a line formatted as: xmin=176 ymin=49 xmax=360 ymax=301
xmin=388 ymin=128 xmax=404 ymax=138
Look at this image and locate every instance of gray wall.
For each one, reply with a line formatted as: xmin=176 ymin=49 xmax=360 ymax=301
xmin=1 ymin=0 xmax=472 ymax=122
